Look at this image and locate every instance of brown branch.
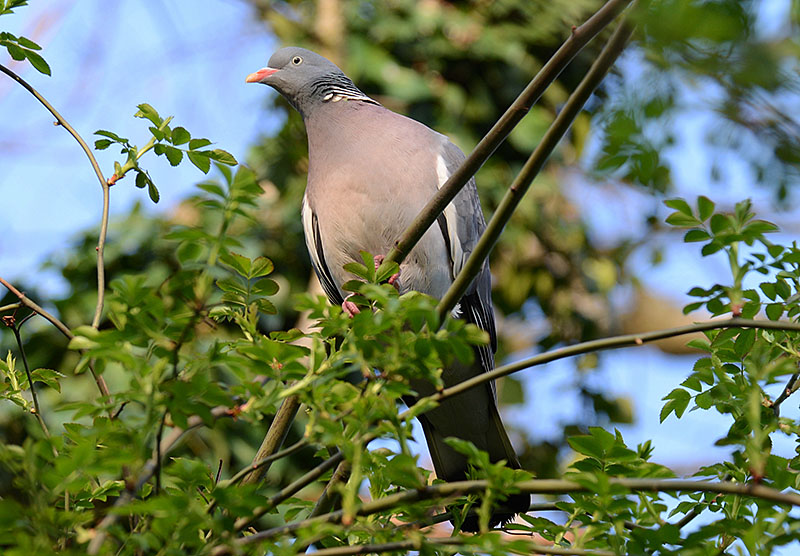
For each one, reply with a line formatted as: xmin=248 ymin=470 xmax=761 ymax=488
xmin=0 ymin=276 xmax=111 ymax=399
xmin=403 ymin=318 xmax=800 ymax=422
xmin=0 ymin=276 xmax=74 ymax=340
xmin=382 ymin=0 xmax=632 ymax=270
xmin=0 ymin=64 xmax=111 ymax=336
xmin=241 ymin=394 xmax=301 ymax=485
xmin=235 ymin=477 xmax=800 ymax=546
xmin=436 ymin=14 xmax=635 ymax=319
xmin=222 ymin=438 xmax=309 ymax=488
xmin=772 ymin=369 xmax=800 ymax=418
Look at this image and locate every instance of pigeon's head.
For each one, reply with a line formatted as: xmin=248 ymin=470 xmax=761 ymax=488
xmin=246 ymin=47 xmax=375 ymax=117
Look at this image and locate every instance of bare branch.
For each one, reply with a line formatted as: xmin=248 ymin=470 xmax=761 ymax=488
xmin=383 ymin=0 xmax=632 ymax=270
xmin=0 ymin=64 xmax=112 ymax=337
xmin=0 ymin=276 xmax=111 ymax=400
xmin=241 ymin=394 xmax=301 ymax=485
xmin=404 ymin=318 xmax=800 ymax=420
xmin=437 ymin=14 xmax=635 ymax=319
xmin=0 ymin=276 xmax=74 ymax=340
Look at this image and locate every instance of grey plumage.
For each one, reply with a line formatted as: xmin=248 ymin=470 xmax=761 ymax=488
xmin=248 ymin=47 xmax=529 ymax=530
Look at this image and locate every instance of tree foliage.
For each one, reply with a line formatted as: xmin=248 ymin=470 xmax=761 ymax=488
xmin=1 ymin=1 xmax=800 ymax=554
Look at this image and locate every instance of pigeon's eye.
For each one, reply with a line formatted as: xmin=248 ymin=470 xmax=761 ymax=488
xmin=292 ymin=56 xmax=303 ymax=65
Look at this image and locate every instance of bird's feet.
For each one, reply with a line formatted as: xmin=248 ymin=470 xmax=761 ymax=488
xmin=342 ymin=294 xmax=361 ymax=317
xmin=373 ymin=255 xmax=400 ymax=289
xmin=341 ymin=255 xmax=401 ymax=318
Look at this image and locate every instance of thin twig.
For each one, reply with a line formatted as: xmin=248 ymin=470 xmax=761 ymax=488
xmin=9 ymin=323 xmax=49 ymax=437
xmin=220 ymin=438 xmax=309 ymax=488
xmin=0 ymin=276 xmax=74 ymax=339
xmin=403 ymin=318 xmax=800 ymax=421
xmin=772 ymin=370 xmax=800 ymax=418
xmin=87 ymin=405 xmax=233 ymax=555
xmin=0 ymin=64 xmax=111 ymax=330
xmin=233 ymin=449 xmax=344 ymax=532
xmin=382 ymin=0 xmax=632 ymax=270
xmin=235 ymin=477 xmax=800 ymax=546
xmin=0 ymin=302 xmax=22 ymax=313
xmin=437 ymin=15 xmax=635 ymax=319
xmin=0 ymin=276 xmax=112 ymax=401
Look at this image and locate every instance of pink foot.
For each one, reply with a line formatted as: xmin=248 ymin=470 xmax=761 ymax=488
xmin=342 ymin=294 xmax=360 ymax=317
xmin=373 ymin=255 xmax=400 ymax=289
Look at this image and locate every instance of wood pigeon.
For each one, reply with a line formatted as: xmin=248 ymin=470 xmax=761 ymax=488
xmin=247 ymin=47 xmax=529 ymax=530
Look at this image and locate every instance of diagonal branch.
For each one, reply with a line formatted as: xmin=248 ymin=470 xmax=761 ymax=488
xmin=0 ymin=276 xmax=111 ymax=399
xmin=403 ymin=318 xmax=800 ymax=420
xmin=241 ymin=394 xmax=301 ymax=485
xmin=0 ymin=64 xmax=111 ymax=332
xmin=383 ymin=0 xmax=632 ymax=270
xmin=437 ymin=14 xmax=635 ymax=320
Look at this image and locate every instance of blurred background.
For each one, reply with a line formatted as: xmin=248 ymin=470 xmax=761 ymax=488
xmin=1 ymin=0 xmax=799 ymax=524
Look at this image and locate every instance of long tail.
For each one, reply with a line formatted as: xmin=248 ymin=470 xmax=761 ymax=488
xmin=417 ymin=389 xmax=530 ymax=531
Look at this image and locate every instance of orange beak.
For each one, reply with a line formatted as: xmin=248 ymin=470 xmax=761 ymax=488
xmin=245 ymin=67 xmax=279 ymax=83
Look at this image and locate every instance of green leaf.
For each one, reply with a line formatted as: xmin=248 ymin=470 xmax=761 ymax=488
xmin=709 ymin=213 xmax=733 ymax=234
xmin=134 ymin=171 xmax=148 ymax=189
xmin=216 ymin=277 xmax=247 ymax=295
xmin=251 ymin=278 xmax=279 ymax=296
xmin=733 ymin=328 xmax=755 ymax=358
xmin=187 ymin=151 xmax=211 ymax=174
xmin=203 ymin=149 xmax=237 ymax=165
xmin=171 ymin=126 xmax=191 ymax=145
xmin=665 ymin=211 xmax=699 ymax=227
xmin=162 ymin=145 xmax=183 ymax=166
xmin=5 ymin=42 xmax=25 ymax=61
xmin=189 ymin=138 xmax=212 ymax=150
xmin=220 ymin=252 xmax=251 ymax=277
xmin=23 ymin=49 xmax=50 ymax=75
xmin=30 ymin=368 xmax=65 ymax=392
xmin=147 ymin=180 xmax=160 ymax=203
xmin=684 ymin=229 xmax=711 ymax=243
xmin=95 ymin=129 xmax=126 ymax=142
xmin=134 ymin=103 xmax=162 ymax=126
xmin=660 ymin=388 xmax=690 ymax=422
xmin=697 ymin=196 xmax=715 ymax=221
xmin=16 ymin=36 xmax=41 ymax=50
xmin=250 ymin=257 xmax=274 ymax=278
xmin=176 ymin=241 xmax=204 ymax=265
xmin=664 ymin=198 xmax=693 ymax=217
xmin=766 ymin=303 xmax=783 ymax=320
xmin=94 ymin=139 xmax=112 ymax=150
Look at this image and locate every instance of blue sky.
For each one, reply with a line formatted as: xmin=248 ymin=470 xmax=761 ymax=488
xmin=2 ymin=1 xmax=799 ymax=545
